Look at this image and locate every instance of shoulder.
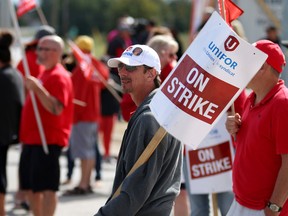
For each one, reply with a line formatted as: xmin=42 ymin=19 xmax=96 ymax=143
xmin=50 ymin=64 xmax=71 ymax=79
xmin=44 ymin=65 xmax=72 ymax=88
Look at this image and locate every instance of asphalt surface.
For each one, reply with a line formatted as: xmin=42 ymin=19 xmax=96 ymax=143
xmin=4 ymin=120 xmax=127 ymax=216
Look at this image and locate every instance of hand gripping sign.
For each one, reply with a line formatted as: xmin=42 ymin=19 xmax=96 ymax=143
xmin=150 ymin=11 xmax=267 ymax=149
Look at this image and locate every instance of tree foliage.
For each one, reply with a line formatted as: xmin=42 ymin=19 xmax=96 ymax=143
xmin=41 ymin=0 xmax=191 ymax=36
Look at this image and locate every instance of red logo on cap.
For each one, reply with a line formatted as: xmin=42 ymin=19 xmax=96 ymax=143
xmin=224 ymin=35 xmax=239 ymax=52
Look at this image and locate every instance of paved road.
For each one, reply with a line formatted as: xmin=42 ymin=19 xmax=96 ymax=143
xmin=4 ymin=120 xmax=127 ymax=216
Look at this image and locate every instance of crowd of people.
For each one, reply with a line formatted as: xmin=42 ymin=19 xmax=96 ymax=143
xmin=0 ymin=12 xmax=288 ymax=216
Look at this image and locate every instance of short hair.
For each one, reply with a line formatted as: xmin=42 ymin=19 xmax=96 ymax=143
xmin=147 ymin=35 xmax=179 ymax=55
xmin=154 ymin=75 xmax=161 ymax=88
xmin=144 ymin=65 xmax=161 ymax=88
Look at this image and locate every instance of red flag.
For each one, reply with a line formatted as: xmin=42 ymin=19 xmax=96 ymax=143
xmin=17 ymin=0 xmax=36 ymax=17
xmin=218 ymin=0 xmax=243 ymax=26
xmin=68 ymin=40 xmax=93 ymax=80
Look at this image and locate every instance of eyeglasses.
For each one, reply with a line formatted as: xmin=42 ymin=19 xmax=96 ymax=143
xmin=37 ymin=47 xmax=57 ymax=52
xmin=118 ymin=63 xmax=138 ymax=72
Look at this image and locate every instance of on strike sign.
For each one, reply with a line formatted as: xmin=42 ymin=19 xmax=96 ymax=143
xmin=185 ymin=115 xmax=234 ymax=194
xmin=188 ymin=141 xmax=232 ymax=179
xmin=150 ymin=12 xmax=267 ymax=149
xmin=161 ymin=56 xmax=238 ymax=124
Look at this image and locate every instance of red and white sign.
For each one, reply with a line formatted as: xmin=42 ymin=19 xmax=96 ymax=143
xmin=17 ymin=0 xmax=36 ymax=17
xmin=188 ymin=142 xmax=232 ymax=179
xmin=185 ymin=115 xmax=234 ymax=194
xmin=150 ymin=12 xmax=267 ymax=149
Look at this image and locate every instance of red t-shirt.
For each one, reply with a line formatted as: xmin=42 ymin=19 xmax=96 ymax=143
xmin=160 ymin=62 xmax=174 ymax=82
xmin=233 ymin=90 xmax=248 ymax=116
xmin=71 ymin=56 xmax=109 ymax=123
xmin=233 ymin=80 xmax=288 ymax=210
xmin=20 ymin=64 xmax=74 ymax=147
xmin=120 ymin=94 xmax=137 ymax=122
xmin=17 ymin=49 xmax=44 ymax=78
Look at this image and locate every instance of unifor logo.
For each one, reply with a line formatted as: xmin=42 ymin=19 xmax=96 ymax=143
xmin=224 ymin=35 xmax=239 ymax=52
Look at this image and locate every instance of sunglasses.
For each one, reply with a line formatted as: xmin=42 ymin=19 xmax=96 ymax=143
xmin=118 ymin=63 xmax=138 ymax=72
xmin=37 ymin=47 xmax=57 ymax=52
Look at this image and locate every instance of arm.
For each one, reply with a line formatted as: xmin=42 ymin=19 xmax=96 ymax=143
xmin=25 ymin=75 xmax=63 ymax=115
xmin=264 ymin=154 xmax=288 ymax=216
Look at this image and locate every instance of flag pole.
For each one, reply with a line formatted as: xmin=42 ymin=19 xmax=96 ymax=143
xmin=8 ymin=0 xmax=49 ymax=154
xmin=220 ymin=0 xmax=236 ymax=128
xmin=111 ymin=126 xmax=167 ymax=199
xmin=221 ymin=0 xmax=227 ymax=22
xmin=211 ymin=2 xmax=225 ymax=215
xmin=35 ymin=6 xmax=48 ymax=25
xmin=189 ymin=0 xmax=196 ymax=43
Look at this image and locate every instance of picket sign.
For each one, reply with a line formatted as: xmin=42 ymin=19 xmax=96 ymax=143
xmin=185 ymin=114 xmax=234 ymax=194
xmin=150 ymin=11 xmax=267 ymax=150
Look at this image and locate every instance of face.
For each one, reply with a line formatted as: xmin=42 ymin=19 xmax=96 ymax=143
xmin=161 ymin=47 xmax=178 ymax=68
xmin=117 ymin=63 xmax=149 ymax=94
xmin=36 ymin=39 xmax=59 ymax=68
xmin=247 ymin=63 xmax=266 ymax=89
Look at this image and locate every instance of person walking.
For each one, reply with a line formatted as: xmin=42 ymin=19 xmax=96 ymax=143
xmin=225 ymin=40 xmax=288 ymax=216
xmin=94 ymin=44 xmax=183 ymax=216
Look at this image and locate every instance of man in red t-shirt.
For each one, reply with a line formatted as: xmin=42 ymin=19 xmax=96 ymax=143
xmin=15 ymin=26 xmax=56 ymax=210
xmin=19 ymin=35 xmax=73 ymax=216
xmin=226 ymin=40 xmax=288 ymax=216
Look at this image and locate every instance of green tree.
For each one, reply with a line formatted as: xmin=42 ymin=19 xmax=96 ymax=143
xmin=41 ymin=0 xmax=191 ymax=36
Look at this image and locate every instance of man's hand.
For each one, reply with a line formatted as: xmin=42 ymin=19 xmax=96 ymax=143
xmin=225 ymin=113 xmax=242 ymax=137
xmin=25 ymin=75 xmax=41 ymax=92
xmin=25 ymin=75 xmax=63 ymax=115
xmin=264 ymin=207 xmax=280 ymax=216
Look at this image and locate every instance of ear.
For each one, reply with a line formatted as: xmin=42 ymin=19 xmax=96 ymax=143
xmin=146 ymin=68 xmax=157 ymax=80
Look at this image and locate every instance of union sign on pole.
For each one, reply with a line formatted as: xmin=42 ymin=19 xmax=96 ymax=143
xmin=150 ymin=12 xmax=267 ymax=149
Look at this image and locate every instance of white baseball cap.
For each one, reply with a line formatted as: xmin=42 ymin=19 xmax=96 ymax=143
xmin=107 ymin=44 xmax=161 ymax=74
